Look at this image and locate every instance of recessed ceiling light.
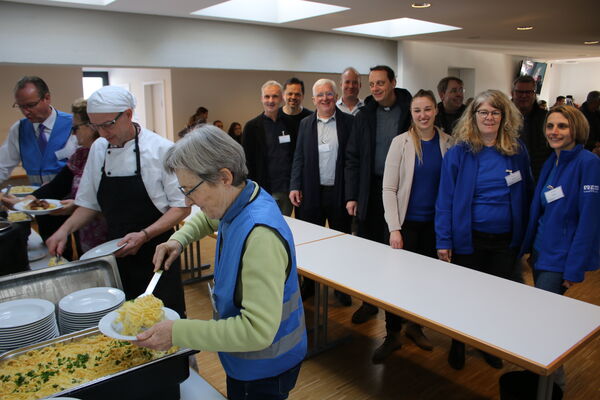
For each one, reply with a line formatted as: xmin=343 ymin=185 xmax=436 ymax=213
xmin=411 ymin=2 xmax=431 ymax=8
xmin=191 ymin=0 xmax=349 ymax=24
xmin=334 ymin=17 xmax=461 ymax=38
xmin=584 ymin=41 xmax=599 ymax=45
xmin=516 ymin=26 xmax=534 ymax=31
xmin=48 ymin=0 xmax=115 ymax=5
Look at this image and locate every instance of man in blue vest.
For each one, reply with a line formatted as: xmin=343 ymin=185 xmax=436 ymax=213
xmin=0 ymin=76 xmax=76 ymax=185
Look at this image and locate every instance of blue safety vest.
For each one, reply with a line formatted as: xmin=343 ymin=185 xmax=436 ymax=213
xmin=18 ymin=110 xmax=72 ymax=182
xmin=214 ymin=180 xmax=306 ymax=381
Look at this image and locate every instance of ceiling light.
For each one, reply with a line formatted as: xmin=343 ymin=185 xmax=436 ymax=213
xmin=516 ymin=26 xmax=534 ymax=31
xmin=48 ymin=0 xmax=115 ymax=5
xmin=191 ymin=0 xmax=349 ymax=24
xmin=334 ymin=17 xmax=461 ymax=38
xmin=411 ymin=2 xmax=431 ymax=8
xmin=584 ymin=41 xmax=599 ymax=45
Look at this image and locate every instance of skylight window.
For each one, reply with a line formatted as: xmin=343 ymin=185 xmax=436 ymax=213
xmin=48 ymin=0 xmax=115 ymax=5
xmin=334 ymin=17 xmax=461 ymax=38
xmin=191 ymin=0 xmax=349 ymax=24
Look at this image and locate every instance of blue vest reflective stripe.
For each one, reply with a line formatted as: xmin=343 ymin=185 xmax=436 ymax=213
xmin=18 ymin=110 xmax=72 ymax=180
xmin=214 ymin=180 xmax=307 ymax=381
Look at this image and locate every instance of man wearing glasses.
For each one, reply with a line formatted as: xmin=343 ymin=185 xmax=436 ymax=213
xmin=47 ymin=86 xmax=189 ymax=318
xmin=435 ymin=76 xmax=467 ymax=135
xmin=0 ymin=76 xmax=77 ymax=185
xmin=511 ymin=75 xmax=550 ymax=181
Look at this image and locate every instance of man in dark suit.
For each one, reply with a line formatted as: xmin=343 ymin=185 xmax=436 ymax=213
xmin=289 ymin=78 xmax=353 ymax=306
xmin=345 ymin=65 xmax=412 ymax=362
xmin=242 ymin=80 xmax=295 ymax=215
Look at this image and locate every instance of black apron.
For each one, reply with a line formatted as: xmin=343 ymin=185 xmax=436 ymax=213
xmin=96 ymin=128 xmax=186 ymax=317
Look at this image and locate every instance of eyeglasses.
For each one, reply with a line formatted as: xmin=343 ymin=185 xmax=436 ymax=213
xmin=12 ymin=98 xmax=43 ymax=110
xmin=514 ymin=90 xmax=535 ymax=95
xmin=70 ymin=122 xmax=89 ymax=134
xmin=315 ymin=92 xmax=335 ymax=99
xmin=89 ymin=111 xmax=124 ymax=130
xmin=178 ymin=179 xmax=204 ymax=198
xmin=476 ymin=110 xmax=502 ymax=119
xmin=448 ymin=87 xmax=465 ymax=94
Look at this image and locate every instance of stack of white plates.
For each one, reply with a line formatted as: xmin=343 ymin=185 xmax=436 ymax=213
xmin=0 ymin=298 xmax=59 ymax=353
xmin=58 ymin=287 xmax=125 ymax=334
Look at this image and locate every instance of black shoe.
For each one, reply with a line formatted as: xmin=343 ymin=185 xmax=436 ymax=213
xmin=405 ymin=323 xmax=433 ymax=351
xmin=448 ymin=340 xmax=465 ymax=370
xmin=351 ymin=303 xmax=378 ymax=324
xmin=372 ymin=334 xmax=402 ymax=364
xmin=480 ymin=350 xmax=503 ymax=369
xmin=334 ymin=290 xmax=352 ymax=307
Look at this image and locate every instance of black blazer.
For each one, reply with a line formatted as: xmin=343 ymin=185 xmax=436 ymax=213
xmin=345 ymin=88 xmax=412 ymax=220
xmin=290 ymin=108 xmax=354 ymax=212
xmin=241 ymin=110 xmax=296 ymax=193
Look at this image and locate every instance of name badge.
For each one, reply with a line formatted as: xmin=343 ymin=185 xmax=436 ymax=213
xmin=318 ymin=143 xmax=332 ymax=153
xmin=505 ymin=170 xmax=522 ymax=186
xmin=545 ymin=186 xmax=565 ymax=203
xmin=279 ymin=135 xmax=291 ymax=144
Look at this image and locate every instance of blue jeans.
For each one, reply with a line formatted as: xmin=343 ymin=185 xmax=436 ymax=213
xmin=534 ymin=269 xmax=567 ymax=295
xmin=226 ymin=363 xmax=302 ymax=400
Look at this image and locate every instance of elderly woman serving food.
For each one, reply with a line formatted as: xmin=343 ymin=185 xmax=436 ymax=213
xmin=136 ymin=125 xmax=307 ymax=400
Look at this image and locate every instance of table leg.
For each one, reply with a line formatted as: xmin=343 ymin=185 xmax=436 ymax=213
xmin=321 ymin=284 xmax=329 ymax=344
xmin=536 ymin=373 xmax=554 ymax=400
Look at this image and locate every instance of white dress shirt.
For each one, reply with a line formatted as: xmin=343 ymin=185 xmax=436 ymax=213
xmin=316 ymin=113 xmax=339 ymax=186
xmin=75 ymin=127 xmax=186 ymax=213
xmin=0 ymin=107 xmax=78 ymax=183
xmin=336 ymin=98 xmax=364 ymax=116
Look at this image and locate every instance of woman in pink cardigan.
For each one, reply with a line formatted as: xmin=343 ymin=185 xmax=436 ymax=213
xmin=374 ymin=89 xmax=453 ymax=363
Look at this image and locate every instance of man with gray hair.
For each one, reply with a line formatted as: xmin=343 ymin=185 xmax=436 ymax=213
xmin=46 ymin=85 xmax=189 ymax=317
xmin=337 ymin=67 xmax=364 ymax=116
xmin=580 ymin=90 xmax=600 ymax=154
xmin=290 ymin=78 xmax=353 ymax=305
xmin=242 ymin=80 xmax=296 ymax=215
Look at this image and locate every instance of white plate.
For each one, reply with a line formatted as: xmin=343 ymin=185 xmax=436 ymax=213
xmin=79 ymin=238 xmax=126 ymax=261
xmin=1 ymin=185 xmax=38 ymax=197
xmin=98 ymin=307 xmax=180 ymax=341
xmin=14 ymin=198 xmax=63 ymax=215
xmin=0 ymin=298 xmax=55 ymax=328
xmin=27 ymin=229 xmax=47 ymax=261
xmin=59 ymin=287 xmax=125 ymax=314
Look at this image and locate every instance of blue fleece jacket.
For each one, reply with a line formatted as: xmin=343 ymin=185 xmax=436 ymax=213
xmin=435 ymin=141 xmax=533 ymax=254
xmin=521 ymin=145 xmax=600 ymax=282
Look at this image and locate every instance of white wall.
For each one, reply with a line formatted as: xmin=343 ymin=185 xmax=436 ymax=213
xmin=398 ymin=41 xmax=518 ymax=99
xmin=543 ymin=62 xmax=600 ymax=106
xmin=0 ymin=2 xmax=396 ymax=74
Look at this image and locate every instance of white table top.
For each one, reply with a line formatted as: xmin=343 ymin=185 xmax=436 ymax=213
xmin=294 ymin=232 xmax=600 ymax=374
xmin=283 ymin=216 xmax=346 ymax=246
xmin=180 ymin=368 xmax=226 ymax=399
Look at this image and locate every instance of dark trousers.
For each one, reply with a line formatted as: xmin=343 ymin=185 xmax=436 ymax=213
xmin=386 ymin=220 xmax=437 ymax=332
xmin=226 ymin=363 xmax=302 ymax=400
xmin=298 ymin=185 xmax=351 ymax=234
xmin=357 ymin=176 xmax=389 ymax=314
xmin=452 ymin=230 xmax=518 ymax=280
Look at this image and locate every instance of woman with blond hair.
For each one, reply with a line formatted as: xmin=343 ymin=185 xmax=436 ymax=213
xmin=521 ymin=105 xmax=599 ymax=295
xmin=374 ymin=90 xmax=453 ymax=362
xmin=435 ymin=89 xmax=534 ymax=370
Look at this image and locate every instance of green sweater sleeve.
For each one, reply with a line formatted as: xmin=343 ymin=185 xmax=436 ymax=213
xmin=169 ymin=210 xmax=219 ymax=248
xmin=171 ymin=226 xmax=288 ymax=352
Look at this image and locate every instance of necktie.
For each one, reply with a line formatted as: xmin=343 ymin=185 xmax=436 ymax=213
xmin=37 ymin=124 xmax=47 ymax=154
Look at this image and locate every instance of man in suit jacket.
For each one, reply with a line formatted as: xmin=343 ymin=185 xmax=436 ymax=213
xmin=242 ymin=80 xmax=295 ymax=215
xmin=289 ymin=78 xmax=354 ymax=305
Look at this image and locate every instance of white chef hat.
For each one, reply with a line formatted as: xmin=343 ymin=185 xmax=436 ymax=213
xmin=87 ymin=85 xmax=137 ymax=113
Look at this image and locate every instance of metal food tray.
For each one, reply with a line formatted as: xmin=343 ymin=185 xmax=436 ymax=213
xmin=0 ymin=255 xmax=122 ymax=304
xmin=0 ymin=327 xmax=195 ymax=400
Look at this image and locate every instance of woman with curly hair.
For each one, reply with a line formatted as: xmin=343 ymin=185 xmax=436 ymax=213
xmin=435 ymin=89 xmax=534 ymax=370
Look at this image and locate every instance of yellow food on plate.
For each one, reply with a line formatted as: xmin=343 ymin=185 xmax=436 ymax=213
xmin=115 ymin=294 xmax=164 ymax=336
xmin=8 ymin=186 xmax=36 ymax=194
xmin=48 ymin=256 xmax=67 ymax=267
xmin=24 ymin=199 xmax=57 ymax=211
xmin=0 ymin=334 xmax=176 ymax=400
xmin=7 ymin=212 xmax=30 ymax=222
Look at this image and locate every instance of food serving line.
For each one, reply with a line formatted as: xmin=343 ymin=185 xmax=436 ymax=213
xmin=283 ymin=216 xmax=600 ymax=400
